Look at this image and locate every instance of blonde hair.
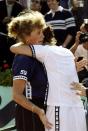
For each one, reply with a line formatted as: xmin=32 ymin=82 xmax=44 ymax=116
xmin=8 ymin=10 xmax=46 ymax=41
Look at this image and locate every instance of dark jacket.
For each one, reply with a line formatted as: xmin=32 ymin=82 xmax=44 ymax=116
xmin=0 ymin=0 xmax=24 ymax=21
xmin=0 ymin=0 xmax=24 ymax=33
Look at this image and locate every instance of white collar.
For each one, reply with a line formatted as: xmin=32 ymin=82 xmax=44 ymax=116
xmin=48 ymin=6 xmax=64 ymax=14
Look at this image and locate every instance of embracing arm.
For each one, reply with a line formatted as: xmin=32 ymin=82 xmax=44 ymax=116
xmin=10 ymin=43 xmax=46 ymax=63
xmin=10 ymin=43 xmax=32 ymax=57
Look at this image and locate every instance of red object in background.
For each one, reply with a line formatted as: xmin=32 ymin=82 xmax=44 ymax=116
xmin=2 ymin=60 xmax=9 ymax=70
xmin=3 ymin=63 xmax=9 ymax=69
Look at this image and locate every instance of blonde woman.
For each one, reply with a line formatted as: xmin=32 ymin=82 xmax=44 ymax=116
xmin=8 ymin=10 xmax=52 ymax=131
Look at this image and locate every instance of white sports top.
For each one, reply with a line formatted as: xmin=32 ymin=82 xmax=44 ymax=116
xmin=32 ymin=45 xmax=83 ymax=107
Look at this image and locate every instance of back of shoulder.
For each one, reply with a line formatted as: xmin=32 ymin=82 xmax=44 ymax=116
xmin=56 ymin=46 xmax=74 ymax=56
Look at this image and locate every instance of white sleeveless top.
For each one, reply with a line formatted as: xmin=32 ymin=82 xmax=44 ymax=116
xmin=32 ymin=45 xmax=83 ymax=107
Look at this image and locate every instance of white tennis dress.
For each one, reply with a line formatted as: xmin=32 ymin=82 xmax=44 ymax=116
xmin=31 ymin=45 xmax=87 ymax=131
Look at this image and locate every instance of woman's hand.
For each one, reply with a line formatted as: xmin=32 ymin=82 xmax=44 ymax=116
xmin=38 ymin=109 xmax=53 ymax=129
xmin=33 ymin=105 xmax=53 ymax=129
xmin=71 ymin=82 xmax=86 ymax=96
xmin=75 ymin=58 xmax=88 ymax=72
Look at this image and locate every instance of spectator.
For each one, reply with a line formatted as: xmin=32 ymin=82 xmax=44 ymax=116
xmin=40 ymin=0 xmax=49 ymax=15
xmin=0 ymin=0 xmax=25 ymax=34
xmin=70 ymin=21 xmax=88 ymax=83
xmin=44 ymin=0 xmax=76 ymax=48
xmin=74 ymin=25 xmax=88 ymax=83
xmin=30 ymin=0 xmax=42 ymax=12
xmin=0 ymin=0 xmax=24 ymax=69
xmin=71 ymin=0 xmax=85 ymax=31
xmin=0 ymin=32 xmax=15 ymax=69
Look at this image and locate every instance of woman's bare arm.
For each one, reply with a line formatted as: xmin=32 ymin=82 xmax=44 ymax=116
xmin=70 ymin=31 xmax=81 ymax=54
xmin=10 ymin=43 xmax=32 ymax=56
xmin=13 ymin=79 xmax=53 ymax=129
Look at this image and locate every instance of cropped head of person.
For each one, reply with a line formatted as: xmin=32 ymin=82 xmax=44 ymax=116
xmin=30 ymin=0 xmax=42 ymax=11
xmin=47 ymin=0 xmax=60 ymax=11
xmin=8 ymin=10 xmax=46 ymax=44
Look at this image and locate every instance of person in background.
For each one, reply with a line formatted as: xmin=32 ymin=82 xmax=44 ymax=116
xmin=71 ymin=0 xmax=86 ymax=32
xmin=30 ymin=0 xmax=42 ymax=12
xmin=70 ymin=22 xmax=88 ymax=130
xmin=71 ymin=20 xmax=88 ymax=83
xmin=0 ymin=0 xmax=24 ymax=69
xmin=0 ymin=0 xmax=25 ymax=34
xmin=44 ymin=0 xmax=76 ymax=48
xmin=71 ymin=0 xmax=88 ymax=23
xmin=40 ymin=0 xmax=49 ymax=15
xmin=0 ymin=32 xmax=15 ymax=69
xmin=9 ymin=11 xmax=87 ymax=131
